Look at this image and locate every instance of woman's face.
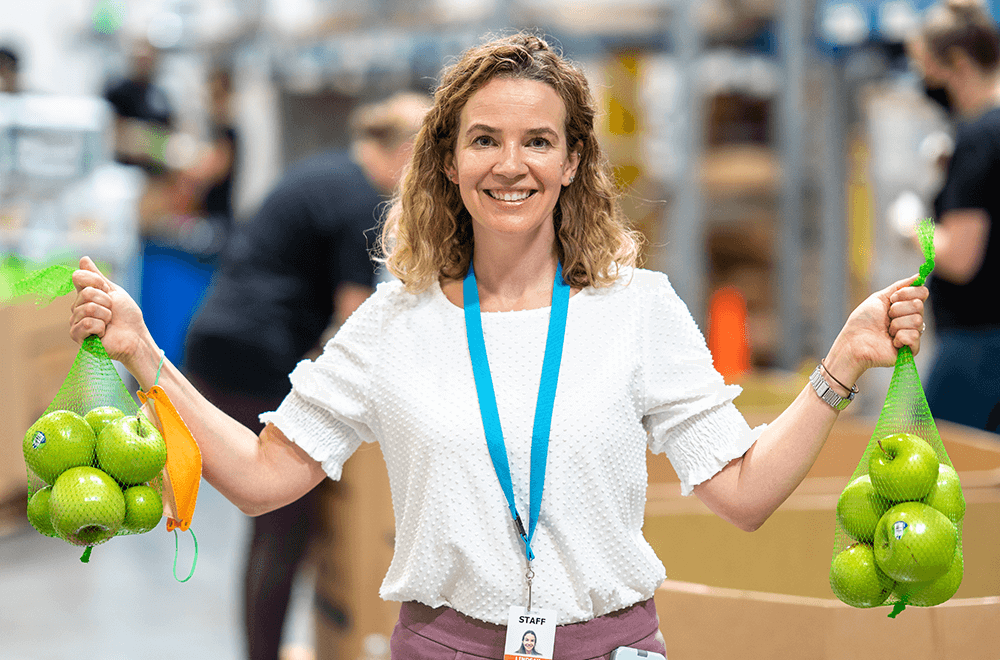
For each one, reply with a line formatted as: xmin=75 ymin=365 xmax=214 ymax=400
xmin=522 ymin=632 xmax=536 ymax=651
xmin=447 ymin=77 xmax=579 ymax=248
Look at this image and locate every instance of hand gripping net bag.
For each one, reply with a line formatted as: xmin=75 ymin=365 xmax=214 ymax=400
xmin=13 ymin=265 xmax=202 ymax=570
xmin=829 ymin=220 xmax=963 ymax=617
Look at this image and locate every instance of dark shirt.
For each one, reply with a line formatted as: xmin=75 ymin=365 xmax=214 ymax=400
xmin=104 ymin=78 xmax=173 ymax=126
xmin=202 ymin=125 xmax=238 ymax=221
xmin=184 ymin=151 xmax=383 ymax=396
xmin=931 ymin=107 xmax=1000 ymax=330
xmin=104 ymin=77 xmax=174 ymax=173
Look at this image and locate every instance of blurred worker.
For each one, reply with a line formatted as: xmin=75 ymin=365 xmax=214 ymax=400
xmin=182 ymin=91 xmax=431 ymax=660
xmin=175 ymin=65 xmax=240 ymax=259
xmin=0 ymin=45 xmax=22 ymax=93
xmin=909 ymin=0 xmax=1000 ymax=431
xmin=908 ymin=0 xmax=1000 ymax=434
xmin=103 ymin=38 xmax=174 ymax=175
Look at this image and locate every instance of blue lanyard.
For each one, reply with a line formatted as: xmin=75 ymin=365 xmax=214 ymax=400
xmin=463 ymin=262 xmax=570 ymax=562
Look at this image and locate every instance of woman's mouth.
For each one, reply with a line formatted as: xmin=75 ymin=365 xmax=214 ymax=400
xmin=486 ymin=189 xmax=535 ymax=202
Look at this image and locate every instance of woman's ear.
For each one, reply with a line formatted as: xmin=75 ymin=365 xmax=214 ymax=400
xmin=444 ymin=153 xmax=458 ymax=184
xmin=563 ymin=144 xmax=581 ymax=186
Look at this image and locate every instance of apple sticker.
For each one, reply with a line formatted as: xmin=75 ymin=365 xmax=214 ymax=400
xmin=893 ymin=521 xmax=908 ymax=540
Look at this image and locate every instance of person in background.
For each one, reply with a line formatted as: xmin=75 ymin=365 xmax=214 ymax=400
xmin=175 ymin=65 xmax=240 ymax=259
xmin=70 ymin=34 xmax=927 ymax=659
xmin=103 ymin=37 xmax=174 ymax=175
xmin=182 ymin=90 xmax=430 ymax=660
xmin=0 ymin=46 xmax=22 ymax=94
xmin=908 ymin=0 xmax=1000 ymax=434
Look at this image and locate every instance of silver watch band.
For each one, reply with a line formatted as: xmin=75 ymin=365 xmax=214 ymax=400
xmin=809 ymin=365 xmax=854 ymax=411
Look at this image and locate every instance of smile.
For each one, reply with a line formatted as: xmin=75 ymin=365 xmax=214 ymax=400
xmin=486 ymin=190 xmax=535 ymax=202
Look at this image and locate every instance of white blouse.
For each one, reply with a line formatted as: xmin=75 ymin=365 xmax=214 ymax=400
xmin=261 ymin=267 xmax=762 ymax=625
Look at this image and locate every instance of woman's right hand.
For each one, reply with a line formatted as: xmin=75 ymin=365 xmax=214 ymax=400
xmin=70 ymin=256 xmax=156 ymax=378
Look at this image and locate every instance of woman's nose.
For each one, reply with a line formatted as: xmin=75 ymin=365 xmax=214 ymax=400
xmin=493 ymin=142 xmax=528 ymax=178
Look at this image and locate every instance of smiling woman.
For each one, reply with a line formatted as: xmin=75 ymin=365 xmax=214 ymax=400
xmin=378 ymin=33 xmax=642 ymax=298
xmin=69 ymin=30 xmax=930 ymax=660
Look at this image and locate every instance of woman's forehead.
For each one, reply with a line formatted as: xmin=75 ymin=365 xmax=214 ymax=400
xmin=458 ymin=78 xmax=567 ymax=132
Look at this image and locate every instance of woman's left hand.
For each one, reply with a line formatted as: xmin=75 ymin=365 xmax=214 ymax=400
xmin=826 ymin=275 xmax=929 ymax=384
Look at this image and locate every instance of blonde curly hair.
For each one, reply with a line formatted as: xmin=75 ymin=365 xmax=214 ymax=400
xmin=378 ymin=32 xmax=642 ymax=292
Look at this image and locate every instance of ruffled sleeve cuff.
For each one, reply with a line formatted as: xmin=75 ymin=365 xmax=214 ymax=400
xmin=649 ymin=401 xmax=766 ymax=496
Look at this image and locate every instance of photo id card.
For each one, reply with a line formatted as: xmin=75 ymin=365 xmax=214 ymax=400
xmin=504 ymin=605 xmax=557 ymax=660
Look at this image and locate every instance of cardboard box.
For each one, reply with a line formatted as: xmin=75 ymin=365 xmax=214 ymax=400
xmin=654 ymin=579 xmax=1000 ymax=660
xmin=313 ymin=443 xmax=399 ymax=660
xmin=645 ymin=415 xmax=1000 ymax=657
xmin=645 ymin=417 xmax=1000 ymax=599
xmin=0 ymin=294 xmax=78 ymax=511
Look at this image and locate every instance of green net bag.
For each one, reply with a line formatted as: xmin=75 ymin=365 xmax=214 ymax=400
xmin=13 ymin=266 xmax=168 ymax=561
xmin=829 ymin=219 xmax=964 ymax=617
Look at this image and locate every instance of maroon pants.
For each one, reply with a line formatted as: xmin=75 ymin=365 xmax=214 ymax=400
xmin=390 ymin=598 xmax=667 ymax=659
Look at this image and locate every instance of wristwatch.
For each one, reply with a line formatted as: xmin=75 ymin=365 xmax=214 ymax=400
xmin=809 ymin=365 xmax=855 ymax=411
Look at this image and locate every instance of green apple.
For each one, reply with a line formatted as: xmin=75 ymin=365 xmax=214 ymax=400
xmin=922 ymin=463 xmax=966 ymax=525
xmin=868 ymin=432 xmax=939 ymax=502
xmin=874 ymin=501 xmax=957 ymax=583
xmin=22 ymin=410 xmax=97 ymax=484
xmin=96 ymin=414 xmax=167 ymax=485
xmin=84 ymin=406 xmax=126 ymax=439
xmin=26 ymin=486 xmax=58 ymax=537
xmin=830 ymin=543 xmax=895 ymax=608
xmin=837 ymin=475 xmax=891 ymax=543
xmin=122 ymin=485 xmax=163 ymax=534
xmin=895 ymin=547 xmax=963 ymax=607
xmin=49 ymin=466 xmax=126 ymax=546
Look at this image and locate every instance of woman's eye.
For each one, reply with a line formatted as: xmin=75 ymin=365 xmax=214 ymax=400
xmin=528 ymin=137 xmax=551 ymax=148
xmin=473 ymin=135 xmax=494 ymax=146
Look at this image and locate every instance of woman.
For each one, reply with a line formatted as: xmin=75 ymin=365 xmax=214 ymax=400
xmin=71 ymin=33 xmax=928 ymax=660
xmin=909 ymin=0 xmax=1000 ymax=433
xmin=516 ymin=630 xmax=543 ymax=656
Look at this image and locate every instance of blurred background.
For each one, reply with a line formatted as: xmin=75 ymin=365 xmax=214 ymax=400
xmin=1 ymin=1 xmax=996 ymax=659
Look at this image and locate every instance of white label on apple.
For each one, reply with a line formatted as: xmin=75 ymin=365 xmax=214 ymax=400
xmin=893 ymin=521 xmax=908 ymax=540
xmin=32 ymin=432 xmax=46 ymax=449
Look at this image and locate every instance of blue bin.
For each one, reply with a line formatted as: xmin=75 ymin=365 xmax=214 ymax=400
xmin=139 ymin=241 xmax=216 ymax=368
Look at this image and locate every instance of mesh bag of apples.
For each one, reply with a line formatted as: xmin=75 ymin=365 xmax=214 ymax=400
xmin=830 ymin=221 xmax=963 ymax=615
xmin=23 ymin=335 xmax=167 ymax=553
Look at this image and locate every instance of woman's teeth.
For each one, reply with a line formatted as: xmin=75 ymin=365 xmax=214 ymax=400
xmin=488 ymin=190 xmax=532 ymax=202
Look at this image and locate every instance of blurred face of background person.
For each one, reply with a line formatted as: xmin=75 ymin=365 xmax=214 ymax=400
xmin=910 ymin=0 xmax=1000 ymax=117
xmin=131 ymin=38 xmax=158 ymax=82
xmin=350 ymin=91 xmax=432 ymax=194
xmin=0 ymin=47 xmax=19 ymax=93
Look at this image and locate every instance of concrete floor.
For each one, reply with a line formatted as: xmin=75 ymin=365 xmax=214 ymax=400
xmin=0 ymin=482 xmax=316 ymax=660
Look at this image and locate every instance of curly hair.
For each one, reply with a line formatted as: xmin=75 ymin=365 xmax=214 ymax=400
xmin=378 ymin=32 xmax=642 ymax=292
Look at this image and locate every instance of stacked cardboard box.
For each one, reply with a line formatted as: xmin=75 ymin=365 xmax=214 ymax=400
xmin=645 ymin=415 xmax=1000 ymax=658
xmin=0 ymin=294 xmax=78 ymax=532
xmin=313 ymin=443 xmax=399 ymax=660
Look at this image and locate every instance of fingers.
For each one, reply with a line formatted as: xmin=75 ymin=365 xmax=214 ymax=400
xmin=888 ymin=296 xmax=924 ymax=320
xmin=72 ymin=256 xmax=111 ymax=294
xmin=884 ymin=274 xmax=928 ymax=354
xmin=882 ymin=274 xmax=919 ymax=297
xmin=70 ymin=259 xmax=115 ymax=344
xmin=889 ymin=282 xmax=929 ymax=305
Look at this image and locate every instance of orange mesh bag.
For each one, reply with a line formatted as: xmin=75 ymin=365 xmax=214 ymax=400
xmin=829 ymin=219 xmax=963 ymax=617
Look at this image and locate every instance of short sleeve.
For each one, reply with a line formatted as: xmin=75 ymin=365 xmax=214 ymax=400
xmin=259 ymin=285 xmax=388 ymax=480
xmin=639 ymin=272 xmax=763 ymax=495
xmin=937 ymin=126 xmax=995 ymax=214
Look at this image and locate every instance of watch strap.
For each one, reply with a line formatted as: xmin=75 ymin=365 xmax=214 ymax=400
xmin=809 ymin=365 xmax=854 ymax=411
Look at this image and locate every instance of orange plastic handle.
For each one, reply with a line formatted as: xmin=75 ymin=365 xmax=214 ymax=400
xmin=138 ymin=386 xmax=202 ymax=532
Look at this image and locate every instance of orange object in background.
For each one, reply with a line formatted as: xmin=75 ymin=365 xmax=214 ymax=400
xmin=707 ymin=285 xmax=750 ymax=383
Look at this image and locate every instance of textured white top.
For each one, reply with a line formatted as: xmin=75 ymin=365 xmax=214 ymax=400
xmin=261 ymin=267 xmax=763 ymax=625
